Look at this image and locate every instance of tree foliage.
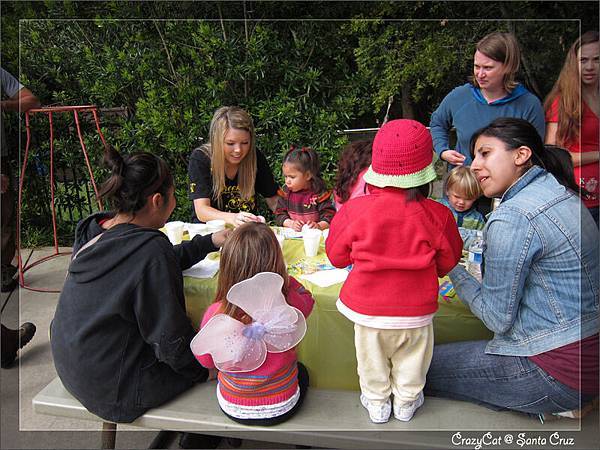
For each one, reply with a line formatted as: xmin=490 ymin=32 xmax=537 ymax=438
xmin=1 ymin=1 xmax=597 ymax=245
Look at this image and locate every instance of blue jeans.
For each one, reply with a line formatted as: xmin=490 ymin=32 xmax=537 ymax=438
xmin=425 ymin=340 xmax=592 ymax=415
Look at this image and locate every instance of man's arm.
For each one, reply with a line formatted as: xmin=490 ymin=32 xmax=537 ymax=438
xmin=1 ymin=87 xmax=40 ymax=113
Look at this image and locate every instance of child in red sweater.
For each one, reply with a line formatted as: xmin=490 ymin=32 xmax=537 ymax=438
xmin=326 ymin=120 xmax=462 ymax=423
xmin=275 ymin=145 xmax=335 ymax=231
xmin=191 ymin=222 xmax=314 ymax=425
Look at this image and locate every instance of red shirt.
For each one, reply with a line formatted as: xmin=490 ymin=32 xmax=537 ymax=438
xmin=529 ymin=334 xmax=599 ymax=395
xmin=546 ymin=97 xmax=599 ymax=208
xmin=326 ymin=186 xmax=463 ymax=317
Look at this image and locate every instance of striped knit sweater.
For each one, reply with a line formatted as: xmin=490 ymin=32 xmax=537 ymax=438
xmin=275 ymin=187 xmax=336 ymax=226
xmin=195 ymin=277 xmax=314 ymax=410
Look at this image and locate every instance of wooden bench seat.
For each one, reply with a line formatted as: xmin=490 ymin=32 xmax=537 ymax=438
xmin=33 ymin=377 xmax=597 ymax=449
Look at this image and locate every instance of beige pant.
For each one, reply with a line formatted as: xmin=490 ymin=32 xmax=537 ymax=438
xmin=354 ymin=323 xmax=433 ymax=408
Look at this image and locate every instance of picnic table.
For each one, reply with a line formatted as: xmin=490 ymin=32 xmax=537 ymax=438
xmin=184 ymin=230 xmax=492 ymax=390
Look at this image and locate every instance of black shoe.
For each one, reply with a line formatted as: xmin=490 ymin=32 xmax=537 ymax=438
xmin=19 ymin=322 xmax=36 ymax=349
xmin=1 ymin=322 xmax=36 ymax=368
xmin=178 ymin=432 xmax=222 ymax=449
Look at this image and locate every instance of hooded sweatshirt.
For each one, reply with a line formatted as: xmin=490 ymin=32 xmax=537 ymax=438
xmin=51 ymin=213 xmax=217 ymax=423
xmin=429 ymin=83 xmax=545 ymax=166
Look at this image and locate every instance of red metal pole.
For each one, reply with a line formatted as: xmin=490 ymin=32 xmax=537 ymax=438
xmin=16 ymin=112 xmax=33 ymax=286
xmin=73 ymin=109 xmax=102 ymax=210
xmin=90 ymin=108 xmax=105 ymax=210
xmin=48 ymin=112 xmax=59 ymax=253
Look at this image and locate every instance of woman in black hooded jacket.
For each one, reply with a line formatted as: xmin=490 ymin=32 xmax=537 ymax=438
xmin=51 ymin=146 xmax=228 ymax=423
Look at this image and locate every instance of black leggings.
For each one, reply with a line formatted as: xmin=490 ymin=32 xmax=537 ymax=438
xmin=222 ymin=362 xmax=309 ymax=426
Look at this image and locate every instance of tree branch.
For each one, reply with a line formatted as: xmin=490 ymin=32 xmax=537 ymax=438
xmin=299 ymin=43 xmax=316 ymax=72
xmin=498 ymin=6 xmax=542 ymax=98
xmin=243 ymin=0 xmax=249 ymax=98
xmin=217 ymin=2 xmax=227 ymax=41
xmin=153 ymin=20 xmax=177 ymax=82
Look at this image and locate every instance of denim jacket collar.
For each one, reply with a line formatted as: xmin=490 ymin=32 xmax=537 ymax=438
xmin=501 ymin=166 xmax=545 ymax=204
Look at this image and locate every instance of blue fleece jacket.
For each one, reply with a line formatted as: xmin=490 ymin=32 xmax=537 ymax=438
xmin=429 ymin=83 xmax=545 ymax=166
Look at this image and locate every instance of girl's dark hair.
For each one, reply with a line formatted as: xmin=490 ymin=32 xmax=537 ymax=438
xmin=405 ymin=183 xmax=432 ymax=201
xmin=470 ymin=118 xmax=580 ymax=193
xmin=98 ymin=145 xmax=174 ymax=214
xmin=334 ymin=140 xmax=372 ymax=203
xmin=283 ymin=145 xmax=327 ymax=193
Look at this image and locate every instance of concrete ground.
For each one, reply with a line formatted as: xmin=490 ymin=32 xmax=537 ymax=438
xmin=0 ymin=247 xmax=290 ymax=449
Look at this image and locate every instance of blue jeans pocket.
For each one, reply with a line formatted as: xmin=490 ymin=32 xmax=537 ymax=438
xmin=508 ymin=394 xmax=572 ymax=414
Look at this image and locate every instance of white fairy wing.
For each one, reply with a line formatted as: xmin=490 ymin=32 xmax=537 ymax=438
xmin=262 ymin=307 xmax=307 ymax=352
xmin=190 ymin=314 xmax=266 ymax=373
xmin=227 ymin=272 xmax=288 ymax=316
xmin=227 ymin=272 xmax=307 ymax=353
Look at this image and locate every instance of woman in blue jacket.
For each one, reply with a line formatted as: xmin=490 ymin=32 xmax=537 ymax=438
xmin=425 ymin=118 xmax=598 ymax=419
xmin=429 ymin=32 xmax=545 ymax=169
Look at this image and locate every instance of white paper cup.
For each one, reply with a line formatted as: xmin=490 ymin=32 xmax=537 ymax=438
xmin=187 ymin=223 xmax=208 ymax=239
xmin=276 ymin=232 xmax=285 ymax=249
xmin=165 ymin=221 xmax=184 ymax=244
xmin=302 ymin=228 xmax=321 ymax=257
xmin=206 ymin=219 xmax=226 ymax=232
xmin=322 ymin=229 xmax=329 ymax=244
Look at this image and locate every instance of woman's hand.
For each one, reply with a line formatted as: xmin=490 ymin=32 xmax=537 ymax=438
xmin=441 ymin=150 xmax=466 ymax=166
xmin=284 ymin=218 xmax=303 ymax=231
xmin=211 ymin=229 xmax=230 ymax=248
xmin=233 ymin=211 xmax=260 ymax=227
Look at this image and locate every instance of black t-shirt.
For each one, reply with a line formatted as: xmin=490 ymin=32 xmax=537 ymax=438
xmin=188 ymin=146 xmax=279 ymax=221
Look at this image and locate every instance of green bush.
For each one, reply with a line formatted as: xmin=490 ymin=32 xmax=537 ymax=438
xmin=2 ymin=1 xmax=596 ymax=246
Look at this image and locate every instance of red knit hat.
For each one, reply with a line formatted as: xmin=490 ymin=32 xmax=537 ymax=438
xmin=363 ymin=119 xmax=437 ymax=188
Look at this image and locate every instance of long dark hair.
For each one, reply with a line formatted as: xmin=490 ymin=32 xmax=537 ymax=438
xmin=334 ymin=140 xmax=372 ymax=203
xmin=98 ymin=145 xmax=174 ymax=214
xmin=283 ymin=145 xmax=327 ymax=193
xmin=470 ymin=118 xmax=579 ymax=193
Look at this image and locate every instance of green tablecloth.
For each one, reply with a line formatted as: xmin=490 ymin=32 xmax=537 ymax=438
xmin=184 ymin=234 xmax=492 ymax=390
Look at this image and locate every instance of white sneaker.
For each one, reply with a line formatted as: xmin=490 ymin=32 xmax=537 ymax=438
xmin=360 ymin=394 xmax=391 ymax=423
xmin=394 ymin=391 xmax=424 ymax=421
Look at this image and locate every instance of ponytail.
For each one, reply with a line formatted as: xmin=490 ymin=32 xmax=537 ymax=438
xmin=536 ymin=145 xmax=580 ymax=193
xmin=98 ymin=145 xmax=126 ymax=202
xmin=98 ymin=145 xmax=173 ymax=214
xmin=470 ymin=118 xmax=579 ymax=193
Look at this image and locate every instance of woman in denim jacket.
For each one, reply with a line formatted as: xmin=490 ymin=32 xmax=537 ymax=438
xmin=425 ymin=118 xmax=598 ymax=418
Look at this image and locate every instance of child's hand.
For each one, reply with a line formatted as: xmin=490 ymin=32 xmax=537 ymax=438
xmin=303 ymin=221 xmax=319 ymax=229
xmin=284 ymin=219 xmax=303 ymax=231
xmin=211 ymin=229 xmax=230 ymax=248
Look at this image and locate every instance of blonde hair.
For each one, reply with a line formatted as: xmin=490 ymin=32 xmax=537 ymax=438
xmin=446 ymin=166 xmax=482 ymax=200
xmin=215 ymin=223 xmax=288 ymax=323
xmin=472 ymin=32 xmax=521 ymax=92
xmin=209 ymin=106 xmax=257 ymax=208
xmin=544 ymin=31 xmax=599 ymax=147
